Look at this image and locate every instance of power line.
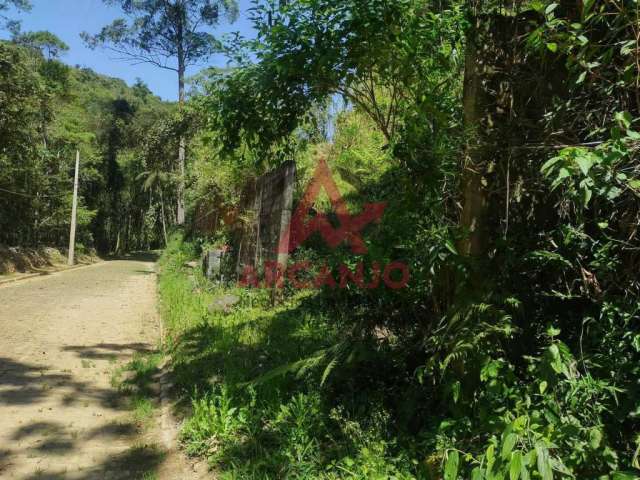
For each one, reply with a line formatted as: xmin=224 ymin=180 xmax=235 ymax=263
xmin=0 ymin=187 xmax=70 ymax=199
xmin=0 ymin=187 xmax=33 ymax=198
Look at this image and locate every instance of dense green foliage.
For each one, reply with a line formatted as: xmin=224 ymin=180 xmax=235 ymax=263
xmin=156 ymin=1 xmax=640 ymax=479
xmin=0 ymin=39 xmax=173 ymax=251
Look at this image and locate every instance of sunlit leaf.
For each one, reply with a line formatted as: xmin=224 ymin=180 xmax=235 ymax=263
xmin=444 ymin=450 xmax=459 ymax=480
xmin=502 ymin=434 xmax=518 ymax=460
xmin=510 ymin=451 xmax=523 ymax=480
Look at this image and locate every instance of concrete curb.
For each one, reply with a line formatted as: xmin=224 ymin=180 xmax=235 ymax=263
xmin=0 ymin=261 xmax=103 ymax=287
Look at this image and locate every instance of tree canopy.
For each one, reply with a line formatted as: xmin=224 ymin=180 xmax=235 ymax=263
xmin=0 ymin=38 xmax=171 ymax=251
xmin=82 ymin=0 xmax=240 ymax=225
xmin=13 ymin=30 xmax=69 ymax=58
xmin=0 ymin=0 xmax=30 ymax=32
xmin=81 ymin=0 xmax=239 ymax=76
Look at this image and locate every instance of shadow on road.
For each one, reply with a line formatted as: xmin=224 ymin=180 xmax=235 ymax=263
xmin=0 ymin=251 xmax=166 ymax=479
xmin=0 ymin=344 xmax=165 ymax=478
xmin=106 ymin=252 xmax=160 ymax=263
xmin=61 ymin=343 xmax=154 ymax=361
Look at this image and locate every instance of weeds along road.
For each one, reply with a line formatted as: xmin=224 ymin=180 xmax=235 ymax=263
xmin=0 ymin=257 xmax=165 ymax=479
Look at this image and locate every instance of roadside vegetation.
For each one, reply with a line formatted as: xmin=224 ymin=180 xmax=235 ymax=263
xmin=111 ymin=351 xmax=164 ymax=431
xmin=151 ymin=0 xmax=640 ymax=480
xmin=154 ymin=1 xmax=640 ymax=478
xmin=159 ymin=234 xmax=422 ymax=478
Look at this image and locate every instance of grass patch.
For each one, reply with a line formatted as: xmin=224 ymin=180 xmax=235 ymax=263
xmin=131 ymin=396 xmax=155 ymax=428
xmin=158 ymin=234 xmax=419 ymax=479
xmin=111 ymin=351 xmax=163 ymax=430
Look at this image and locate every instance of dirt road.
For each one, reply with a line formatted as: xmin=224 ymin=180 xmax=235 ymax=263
xmin=0 ymin=257 xmax=167 ymax=479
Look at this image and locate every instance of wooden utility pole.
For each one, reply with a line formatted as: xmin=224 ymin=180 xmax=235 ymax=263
xmin=68 ymin=150 xmax=80 ymax=266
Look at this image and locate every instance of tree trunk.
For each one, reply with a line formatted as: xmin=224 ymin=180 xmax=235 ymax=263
xmin=177 ymin=86 xmax=186 ymax=224
xmin=125 ymin=213 xmax=131 ymax=252
xmin=176 ymin=19 xmax=186 ymax=226
xmin=458 ymin=13 xmax=560 ymax=260
xmin=159 ymin=187 xmax=168 ymax=246
xmin=115 ymin=229 xmax=121 ymax=255
xmin=177 ymin=133 xmax=186 ymax=225
xmin=458 ymin=21 xmax=489 ymax=257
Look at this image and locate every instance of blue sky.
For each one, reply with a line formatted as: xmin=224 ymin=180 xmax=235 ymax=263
xmin=1 ymin=0 xmax=257 ymax=101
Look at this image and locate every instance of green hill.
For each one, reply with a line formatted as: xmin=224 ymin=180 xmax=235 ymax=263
xmin=0 ymin=39 xmax=172 ymax=252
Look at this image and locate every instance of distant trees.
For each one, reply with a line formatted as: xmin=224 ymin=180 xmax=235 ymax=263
xmin=82 ymin=0 xmax=239 ymax=226
xmin=0 ymin=39 xmax=170 ymax=251
xmin=13 ymin=30 xmax=69 ymax=59
xmin=0 ymin=41 xmax=45 ymax=245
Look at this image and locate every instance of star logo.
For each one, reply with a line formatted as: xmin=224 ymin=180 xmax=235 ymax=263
xmin=278 ymin=159 xmax=386 ymax=255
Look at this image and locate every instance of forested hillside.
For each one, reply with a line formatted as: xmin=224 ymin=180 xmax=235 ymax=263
xmin=0 ymin=38 xmax=172 ymax=252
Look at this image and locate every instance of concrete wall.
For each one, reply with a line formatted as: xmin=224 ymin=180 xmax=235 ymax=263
xmin=233 ymin=161 xmax=296 ymax=275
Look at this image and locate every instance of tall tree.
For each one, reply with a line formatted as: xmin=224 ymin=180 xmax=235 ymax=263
xmin=13 ymin=30 xmax=69 ymax=59
xmin=82 ymin=0 xmax=239 ymax=225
